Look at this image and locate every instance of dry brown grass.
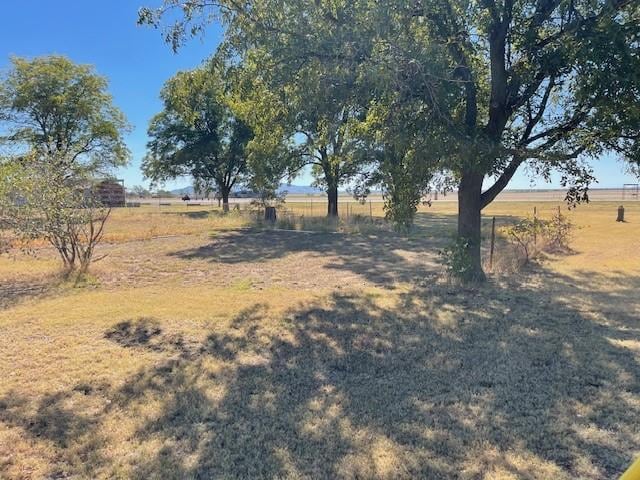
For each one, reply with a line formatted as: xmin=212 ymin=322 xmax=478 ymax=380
xmin=102 ymin=206 xmax=250 ymax=243
xmin=0 ymin=200 xmax=639 ymax=479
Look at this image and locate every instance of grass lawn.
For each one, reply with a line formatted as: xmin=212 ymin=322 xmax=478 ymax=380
xmin=0 ymin=201 xmax=639 ymax=479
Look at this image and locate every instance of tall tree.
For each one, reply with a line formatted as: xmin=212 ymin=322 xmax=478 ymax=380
xmin=0 ymin=55 xmax=130 ymax=177
xmin=270 ymin=60 xmax=366 ymax=217
xmin=143 ymin=60 xmax=253 ymax=212
xmin=230 ymin=50 xmax=367 ymax=216
xmin=141 ymin=0 xmax=640 ymax=278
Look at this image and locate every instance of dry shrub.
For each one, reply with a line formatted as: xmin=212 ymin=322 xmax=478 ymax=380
xmin=502 ymin=217 xmax=546 ymax=264
xmin=542 ymin=210 xmax=575 ymax=253
xmin=484 ymin=238 xmax=529 ymax=275
xmin=487 ymin=210 xmax=575 ymax=275
xmin=1 ymin=161 xmax=112 ymax=274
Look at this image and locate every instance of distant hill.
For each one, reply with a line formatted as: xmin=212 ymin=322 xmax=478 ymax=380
xmin=170 ymin=184 xmax=327 ymax=196
xmin=170 ymin=186 xmax=195 ymax=195
xmin=276 ymin=184 xmax=325 ymax=195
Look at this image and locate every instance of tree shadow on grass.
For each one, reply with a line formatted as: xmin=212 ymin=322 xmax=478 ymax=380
xmin=167 ymin=212 xmax=521 ymax=287
xmin=2 ymin=270 xmax=638 ymax=478
xmin=161 ymin=210 xmax=217 ymax=220
xmin=105 ymin=269 xmax=640 ymax=479
xmin=0 ymin=392 xmax=93 ymax=448
xmin=0 ymin=390 xmax=107 ymax=478
xmin=0 ymin=269 xmax=110 ymax=310
xmin=104 ymin=317 xmax=197 ymax=357
xmin=0 ymin=275 xmax=56 ymax=310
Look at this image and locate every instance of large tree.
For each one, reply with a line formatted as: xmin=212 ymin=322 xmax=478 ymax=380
xmin=141 ymin=0 xmax=640 ymax=278
xmin=286 ymin=65 xmax=365 ymax=217
xmin=228 ymin=44 xmax=369 ymax=217
xmin=261 ymin=58 xmax=367 ymax=217
xmin=141 ymin=4 xmax=372 ymax=218
xmin=143 ymin=60 xmax=253 ymax=212
xmin=354 ymin=93 xmax=450 ymax=229
xmin=0 ymin=55 xmax=130 ymax=177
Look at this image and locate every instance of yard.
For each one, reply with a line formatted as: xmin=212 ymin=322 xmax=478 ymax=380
xmin=1 ymin=201 xmax=639 ymax=479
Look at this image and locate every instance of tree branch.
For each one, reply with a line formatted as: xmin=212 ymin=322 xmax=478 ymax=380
xmin=480 ymin=156 xmax=524 ymax=208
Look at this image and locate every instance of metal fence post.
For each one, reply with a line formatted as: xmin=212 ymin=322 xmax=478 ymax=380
xmin=489 ymin=216 xmax=496 ymax=270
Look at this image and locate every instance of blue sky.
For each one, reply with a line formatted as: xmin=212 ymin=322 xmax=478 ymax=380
xmin=1 ymin=1 xmax=637 ymax=191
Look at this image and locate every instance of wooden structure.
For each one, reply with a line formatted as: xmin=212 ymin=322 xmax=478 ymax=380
xmin=94 ymin=180 xmax=125 ymax=207
xmin=623 ymin=184 xmax=639 ymax=200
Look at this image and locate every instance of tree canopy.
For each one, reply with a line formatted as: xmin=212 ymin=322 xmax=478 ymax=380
xmin=141 ymin=0 xmax=640 ymax=279
xmin=143 ymin=59 xmax=253 ymax=211
xmin=0 ymin=55 xmax=130 ymax=177
xmin=227 ymin=42 xmax=370 ymax=217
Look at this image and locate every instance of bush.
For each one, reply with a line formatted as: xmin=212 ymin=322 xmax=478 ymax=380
xmin=544 ymin=210 xmax=574 ymax=252
xmin=439 ymin=238 xmax=475 ymax=281
xmin=496 ymin=210 xmax=575 ymax=271
xmin=502 ymin=216 xmax=548 ymax=265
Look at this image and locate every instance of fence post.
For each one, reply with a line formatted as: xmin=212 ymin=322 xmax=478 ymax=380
xmin=533 ymin=206 xmax=537 ymax=246
xmin=489 ymin=216 xmax=496 ymax=271
xmin=369 ymin=200 xmax=373 ymax=219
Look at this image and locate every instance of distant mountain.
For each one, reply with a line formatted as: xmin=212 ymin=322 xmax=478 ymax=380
xmin=170 ymin=184 xmax=327 ymax=196
xmin=276 ymin=184 xmax=325 ymax=195
xmin=170 ymin=186 xmax=195 ymax=195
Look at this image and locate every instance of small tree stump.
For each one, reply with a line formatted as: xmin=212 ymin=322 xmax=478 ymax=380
xmin=617 ymin=205 xmax=625 ymax=222
xmin=265 ymin=207 xmax=277 ymax=223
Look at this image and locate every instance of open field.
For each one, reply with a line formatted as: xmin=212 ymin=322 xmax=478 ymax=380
xmin=132 ymin=187 xmax=640 ymax=209
xmin=1 ymin=200 xmax=639 ymax=479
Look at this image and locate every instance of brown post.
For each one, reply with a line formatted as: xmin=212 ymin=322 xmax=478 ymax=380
xmin=369 ymin=200 xmax=373 ymax=219
xmin=489 ymin=216 xmax=496 ymax=270
xmin=617 ymin=205 xmax=625 ymax=222
xmin=533 ymin=206 xmax=537 ymax=246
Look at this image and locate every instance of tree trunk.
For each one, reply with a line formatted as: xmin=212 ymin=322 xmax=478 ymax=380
xmin=327 ymin=185 xmax=338 ymax=217
xmin=222 ymin=189 xmax=230 ymax=213
xmin=457 ymin=171 xmax=486 ymax=281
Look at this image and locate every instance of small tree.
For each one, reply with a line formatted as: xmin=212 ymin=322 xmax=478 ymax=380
xmin=0 ymin=156 xmax=111 ymax=274
xmin=129 ymin=185 xmax=151 ymax=198
xmin=544 ymin=210 xmax=575 ymax=252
